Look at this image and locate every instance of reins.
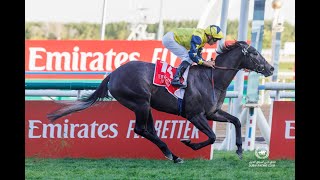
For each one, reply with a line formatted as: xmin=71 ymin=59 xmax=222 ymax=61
xmin=212 ymin=65 xmax=242 ymax=71
xmin=210 ymin=44 xmax=254 ymax=72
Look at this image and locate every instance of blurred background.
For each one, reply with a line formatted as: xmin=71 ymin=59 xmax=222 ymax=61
xmin=25 ymin=0 xmax=294 ymax=50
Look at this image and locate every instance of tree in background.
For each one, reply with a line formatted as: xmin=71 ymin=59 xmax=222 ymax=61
xmin=25 ymin=20 xmax=294 ymax=48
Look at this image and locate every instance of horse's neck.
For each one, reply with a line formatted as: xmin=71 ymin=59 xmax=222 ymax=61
xmin=214 ymin=68 xmax=239 ymax=91
xmin=213 ymin=52 xmax=242 ymax=91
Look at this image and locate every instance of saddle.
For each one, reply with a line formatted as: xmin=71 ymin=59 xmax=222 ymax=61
xmin=153 ymin=60 xmax=190 ymax=99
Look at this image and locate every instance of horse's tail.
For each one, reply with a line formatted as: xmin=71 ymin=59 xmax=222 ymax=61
xmin=47 ymin=74 xmax=111 ymax=123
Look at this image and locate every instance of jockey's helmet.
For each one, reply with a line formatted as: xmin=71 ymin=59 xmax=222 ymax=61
xmin=204 ymin=25 xmax=224 ymax=40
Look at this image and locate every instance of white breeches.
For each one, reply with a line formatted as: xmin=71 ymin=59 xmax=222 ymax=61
xmin=162 ymin=32 xmax=193 ymax=64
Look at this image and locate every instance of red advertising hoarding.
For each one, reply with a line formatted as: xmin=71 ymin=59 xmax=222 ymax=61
xmin=269 ymin=101 xmax=295 ymax=160
xmin=25 ymin=40 xmax=224 ymax=80
xmin=25 ymin=101 xmax=215 ymax=159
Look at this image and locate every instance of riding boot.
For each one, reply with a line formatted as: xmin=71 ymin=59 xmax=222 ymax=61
xmin=171 ymin=61 xmax=190 ymax=88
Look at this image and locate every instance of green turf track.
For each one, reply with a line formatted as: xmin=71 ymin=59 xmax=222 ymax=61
xmin=26 ymin=151 xmax=294 ymax=179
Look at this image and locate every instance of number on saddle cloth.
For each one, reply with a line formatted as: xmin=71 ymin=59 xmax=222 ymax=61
xmin=153 ymin=60 xmax=190 ymax=99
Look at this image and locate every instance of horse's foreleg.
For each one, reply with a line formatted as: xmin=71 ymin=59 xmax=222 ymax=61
xmin=207 ymin=110 xmax=243 ymax=159
xmin=180 ymin=113 xmax=216 ymax=150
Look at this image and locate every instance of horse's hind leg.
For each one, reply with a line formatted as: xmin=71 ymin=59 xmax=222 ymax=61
xmin=146 ymin=110 xmax=183 ymax=163
xmin=133 ymin=103 xmax=182 ymax=163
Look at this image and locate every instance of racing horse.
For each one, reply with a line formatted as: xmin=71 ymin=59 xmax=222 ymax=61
xmin=47 ymin=41 xmax=274 ymax=163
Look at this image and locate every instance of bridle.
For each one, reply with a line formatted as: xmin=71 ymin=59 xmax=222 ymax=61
xmin=207 ymin=26 xmax=264 ymax=73
xmin=209 ymin=43 xmax=266 ymax=93
xmin=241 ymin=44 xmax=265 ymax=73
xmin=212 ymin=44 xmax=265 ymax=73
xmin=210 ymin=43 xmax=264 ymax=93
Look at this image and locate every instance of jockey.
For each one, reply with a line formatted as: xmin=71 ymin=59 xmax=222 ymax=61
xmin=162 ymin=25 xmax=224 ymax=88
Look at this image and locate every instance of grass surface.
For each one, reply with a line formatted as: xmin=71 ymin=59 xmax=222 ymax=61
xmin=26 ymin=151 xmax=294 ymax=180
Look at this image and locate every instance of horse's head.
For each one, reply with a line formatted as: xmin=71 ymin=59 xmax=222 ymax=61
xmin=238 ymin=41 xmax=274 ymax=77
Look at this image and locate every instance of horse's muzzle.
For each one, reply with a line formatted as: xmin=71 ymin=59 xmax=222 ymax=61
xmin=264 ymin=66 xmax=274 ymax=77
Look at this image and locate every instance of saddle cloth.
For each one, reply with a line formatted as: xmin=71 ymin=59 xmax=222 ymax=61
xmin=153 ymin=60 xmax=190 ymax=99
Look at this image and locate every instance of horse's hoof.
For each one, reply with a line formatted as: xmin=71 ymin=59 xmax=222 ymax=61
xmin=174 ymin=157 xmax=184 ymax=164
xmin=236 ymin=150 xmax=243 ymax=159
xmin=164 ymin=154 xmax=173 ymax=160
xmin=180 ymin=139 xmax=191 ymax=145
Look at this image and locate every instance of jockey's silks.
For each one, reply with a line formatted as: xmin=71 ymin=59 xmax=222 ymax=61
xmin=173 ymin=28 xmax=208 ymax=64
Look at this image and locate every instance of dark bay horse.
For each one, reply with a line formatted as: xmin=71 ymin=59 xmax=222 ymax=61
xmin=48 ymin=41 xmax=274 ymax=163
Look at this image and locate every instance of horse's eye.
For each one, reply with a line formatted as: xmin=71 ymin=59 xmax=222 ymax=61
xmin=253 ymin=52 xmax=258 ymax=55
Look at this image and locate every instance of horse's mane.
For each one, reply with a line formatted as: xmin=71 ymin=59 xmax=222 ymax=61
xmin=216 ymin=40 xmax=247 ymax=55
xmin=189 ymin=41 xmax=247 ymax=71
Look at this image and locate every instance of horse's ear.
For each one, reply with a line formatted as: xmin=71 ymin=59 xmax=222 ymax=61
xmin=243 ymin=42 xmax=249 ymax=47
xmin=246 ymin=45 xmax=258 ymax=54
xmin=238 ymin=41 xmax=247 ymax=48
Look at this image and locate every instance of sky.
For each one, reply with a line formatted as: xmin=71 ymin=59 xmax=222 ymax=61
xmin=25 ymin=0 xmax=295 ymax=25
